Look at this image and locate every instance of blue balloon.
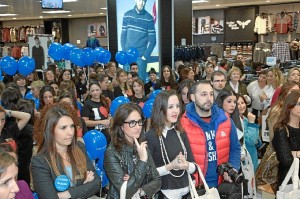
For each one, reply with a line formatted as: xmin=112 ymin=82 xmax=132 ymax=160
xmin=110 ymin=96 xmax=130 ymax=116
xmin=127 ymin=47 xmax=139 ymax=60
xmin=149 ymin=89 xmax=162 ymax=100
xmin=115 ymin=51 xmax=128 ymax=65
xmin=70 ymin=48 xmax=85 ymax=67
xmin=83 ymin=130 xmax=107 ymax=160
xmin=95 ymin=48 xmax=111 ymax=64
xmin=95 ymin=165 xmax=109 ymax=187
xmin=143 ymin=99 xmax=155 ymax=118
xmin=81 ymin=47 xmax=96 ymax=66
xmin=127 ymin=53 xmax=136 ymax=65
xmin=62 ymin=43 xmax=75 ymax=60
xmin=0 ymin=56 xmax=18 ymax=76
xmin=48 ymin=42 xmax=63 ymax=61
xmin=18 ymin=56 xmax=35 ymax=76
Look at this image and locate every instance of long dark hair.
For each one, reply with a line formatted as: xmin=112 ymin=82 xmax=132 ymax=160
xmin=39 ymin=85 xmax=55 ymax=109
xmin=274 ymin=90 xmax=300 ymax=131
xmin=236 ymin=94 xmax=248 ymax=118
xmin=110 ymin=103 xmax=145 ymax=152
xmin=215 ymin=88 xmax=243 ymax=132
xmin=88 ymin=81 xmax=110 ymax=111
xmin=34 ymin=103 xmax=86 ymax=183
xmin=160 ymin=65 xmax=177 ymax=89
xmin=17 ymin=98 xmax=35 ymax=125
xmin=151 ymin=90 xmax=184 ymax=136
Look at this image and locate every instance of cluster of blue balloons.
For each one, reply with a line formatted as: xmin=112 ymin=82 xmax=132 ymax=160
xmin=0 ymin=56 xmax=35 ymax=76
xmin=142 ymin=89 xmax=162 ymax=118
xmin=115 ymin=47 xmax=139 ymax=65
xmin=48 ymin=43 xmax=111 ymax=67
xmin=83 ymin=130 xmax=109 ymax=187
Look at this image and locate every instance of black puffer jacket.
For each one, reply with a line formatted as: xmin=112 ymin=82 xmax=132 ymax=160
xmin=104 ymin=143 xmax=161 ymax=199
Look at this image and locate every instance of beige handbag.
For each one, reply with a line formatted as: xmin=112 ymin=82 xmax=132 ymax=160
xmin=188 ymin=163 xmax=220 ymax=199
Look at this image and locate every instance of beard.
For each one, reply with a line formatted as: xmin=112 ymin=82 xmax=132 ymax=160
xmin=196 ymin=101 xmax=212 ymax=112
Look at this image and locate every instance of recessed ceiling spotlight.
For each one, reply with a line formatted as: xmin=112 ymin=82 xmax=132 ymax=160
xmin=43 ymin=10 xmax=71 ymax=14
xmin=63 ymin=0 xmax=78 ymax=2
xmin=192 ymin=0 xmax=209 ymax=3
xmin=216 ymin=4 xmax=220 ymax=6
xmin=0 ymin=13 xmax=17 ymax=16
xmin=101 ymin=7 xmax=107 ymax=10
xmin=266 ymin=0 xmax=270 ymax=2
xmin=68 ymin=15 xmax=72 ymax=16
xmin=12 ymin=18 xmax=16 ymax=20
xmin=99 ymin=13 xmax=104 ymax=15
xmin=39 ymin=16 xmax=43 ymax=18
xmin=0 ymin=4 xmax=9 ymax=7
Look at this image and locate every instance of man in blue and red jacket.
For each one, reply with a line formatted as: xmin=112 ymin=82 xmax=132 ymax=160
xmin=181 ymin=81 xmax=241 ymax=188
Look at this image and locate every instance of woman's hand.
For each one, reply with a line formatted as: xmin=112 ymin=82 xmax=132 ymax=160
xmin=101 ymin=119 xmax=111 ymax=127
xmin=168 ymin=152 xmax=189 ymax=170
xmin=83 ymin=171 xmax=95 ymax=184
xmin=247 ymin=112 xmax=256 ymax=123
xmin=134 ymin=137 xmax=148 ymax=162
xmin=123 ymin=174 xmax=130 ymax=181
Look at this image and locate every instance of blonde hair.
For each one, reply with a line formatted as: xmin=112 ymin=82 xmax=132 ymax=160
xmin=287 ymin=67 xmax=300 ymax=82
xmin=227 ymin=67 xmax=241 ymax=80
xmin=31 ymin=80 xmax=45 ymax=89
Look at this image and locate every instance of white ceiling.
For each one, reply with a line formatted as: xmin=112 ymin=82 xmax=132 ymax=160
xmin=0 ymin=0 xmax=298 ymax=21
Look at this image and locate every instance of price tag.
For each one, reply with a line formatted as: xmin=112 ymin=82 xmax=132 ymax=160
xmin=266 ymin=57 xmax=276 ymax=66
xmin=54 ymin=175 xmax=70 ymax=192
xmin=261 ymin=114 xmax=270 ymax=142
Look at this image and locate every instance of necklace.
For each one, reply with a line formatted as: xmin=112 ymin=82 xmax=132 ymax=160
xmin=159 ymin=127 xmax=187 ymax=178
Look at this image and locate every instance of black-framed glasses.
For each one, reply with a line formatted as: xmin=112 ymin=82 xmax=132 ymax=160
xmin=124 ymin=119 xmax=145 ymax=128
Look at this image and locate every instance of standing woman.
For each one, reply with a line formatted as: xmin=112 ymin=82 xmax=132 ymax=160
xmin=31 ymin=103 xmax=101 ymax=198
xmin=146 ymin=90 xmax=195 ymax=199
xmin=82 ymin=81 xmax=111 ymax=142
xmin=114 ymin=68 xmax=133 ymax=98
xmin=129 ymin=79 xmax=147 ymax=108
xmin=104 ymin=103 xmax=161 ymax=198
xmin=236 ymin=94 xmax=260 ymax=171
xmin=160 ymin=65 xmax=178 ymax=90
xmin=272 ymin=90 xmax=300 ymax=189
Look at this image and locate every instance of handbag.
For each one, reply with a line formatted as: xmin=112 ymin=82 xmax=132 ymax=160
xmin=256 ymin=126 xmax=290 ymax=194
xmin=241 ymin=149 xmax=256 ymax=199
xmin=276 ymin=158 xmax=300 ymax=199
xmin=188 ymin=163 xmax=220 ymax=199
xmin=120 ymin=181 xmax=141 ymax=199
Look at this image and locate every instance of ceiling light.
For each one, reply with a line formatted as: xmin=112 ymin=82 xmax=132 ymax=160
xmin=192 ymin=0 xmax=209 ymax=3
xmin=39 ymin=16 xmax=43 ymax=18
xmin=63 ymin=0 xmax=78 ymax=2
xmin=0 ymin=4 xmax=9 ymax=7
xmin=101 ymin=7 xmax=107 ymax=10
xmin=216 ymin=4 xmax=220 ymax=6
xmin=12 ymin=18 xmax=16 ymax=20
xmin=99 ymin=13 xmax=104 ymax=14
xmin=0 ymin=13 xmax=17 ymax=16
xmin=43 ymin=10 xmax=71 ymax=14
xmin=68 ymin=14 xmax=72 ymax=16
xmin=266 ymin=0 xmax=270 ymax=2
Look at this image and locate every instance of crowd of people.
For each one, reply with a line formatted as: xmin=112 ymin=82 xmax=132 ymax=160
xmin=0 ymin=56 xmax=299 ymax=199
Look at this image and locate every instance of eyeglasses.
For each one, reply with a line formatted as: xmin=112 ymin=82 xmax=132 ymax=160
xmin=124 ymin=119 xmax=145 ymax=128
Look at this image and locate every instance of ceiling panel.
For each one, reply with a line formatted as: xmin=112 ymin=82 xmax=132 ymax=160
xmin=0 ymin=0 xmax=106 ymax=21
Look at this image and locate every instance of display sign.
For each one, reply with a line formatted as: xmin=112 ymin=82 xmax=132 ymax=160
xmin=266 ymin=57 xmax=277 ymax=66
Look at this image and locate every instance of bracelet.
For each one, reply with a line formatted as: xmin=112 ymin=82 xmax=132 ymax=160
xmin=6 ymin=110 xmax=12 ymax=118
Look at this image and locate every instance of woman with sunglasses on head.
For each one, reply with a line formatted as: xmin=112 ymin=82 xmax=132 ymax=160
xmin=104 ymin=103 xmax=161 ymax=199
xmin=145 ymin=90 xmax=195 ymax=199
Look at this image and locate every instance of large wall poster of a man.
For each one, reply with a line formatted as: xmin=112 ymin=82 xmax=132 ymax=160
xmin=117 ymin=0 xmax=159 ymax=82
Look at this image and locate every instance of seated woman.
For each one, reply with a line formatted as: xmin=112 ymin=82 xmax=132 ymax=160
xmin=146 ymin=90 xmax=195 ymax=199
xmin=129 ymin=79 xmax=147 ymax=108
xmin=31 ymin=103 xmax=101 ymax=199
xmin=104 ymin=103 xmax=161 ymax=198
xmin=272 ymin=90 xmax=300 ymax=189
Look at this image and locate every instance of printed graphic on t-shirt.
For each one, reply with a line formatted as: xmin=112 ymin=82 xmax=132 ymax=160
xmin=206 ymin=130 xmax=217 ymax=162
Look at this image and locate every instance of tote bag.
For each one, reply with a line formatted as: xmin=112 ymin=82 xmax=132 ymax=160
xmin=276 ymin=158 xmax=300 ymax=199
xmin=188 ymin=163 xmax=220 ymax=199
xmin=241 ymin=149 xmax=256 ymax=199
xmin=120 ymin=181 xmax=140 ymax=199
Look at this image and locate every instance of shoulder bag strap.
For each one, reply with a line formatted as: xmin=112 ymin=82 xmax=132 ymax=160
xmin=120 ymin=181 xmax=128 ymax=199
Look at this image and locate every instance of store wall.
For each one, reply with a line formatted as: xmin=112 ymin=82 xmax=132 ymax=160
xmin=68 ymin=16 xmax=107 ymax=48
xmin=2 ymin=19 xmax=44 ymax=27
xmin=259 ymin=3 xmax=300 ymax=43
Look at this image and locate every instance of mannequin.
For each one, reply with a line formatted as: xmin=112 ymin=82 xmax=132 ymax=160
xmin=52 ymin=22 xmax=61 ymax=42
xmin=86 ymin=34 xmax=100 ymax=49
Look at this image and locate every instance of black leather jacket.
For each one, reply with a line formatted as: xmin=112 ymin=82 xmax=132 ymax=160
xmin=104 ymin=143 xmax=161 ymax=199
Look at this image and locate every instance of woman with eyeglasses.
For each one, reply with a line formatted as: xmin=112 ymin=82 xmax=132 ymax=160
xmin=145 ymin=90 xmax=195 ymax=199
xmin=104 ymin=103 xmax=161 ymax=199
